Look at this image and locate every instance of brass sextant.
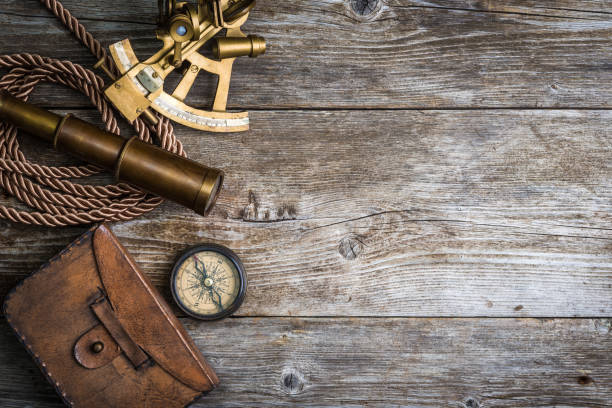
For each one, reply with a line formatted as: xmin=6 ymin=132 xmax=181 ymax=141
xmin=96 ymin=0 xmax=265 ymax=132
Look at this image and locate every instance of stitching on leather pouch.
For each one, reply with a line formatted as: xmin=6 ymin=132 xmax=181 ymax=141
xmin=4 ymin=314 xmax=75 ymax=406
xmin=1 ymin=228 xmax=97 ymax=407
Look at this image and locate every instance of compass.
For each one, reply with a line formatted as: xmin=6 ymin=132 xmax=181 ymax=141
xmin=170 ymin=244 xmax=247 ymax=320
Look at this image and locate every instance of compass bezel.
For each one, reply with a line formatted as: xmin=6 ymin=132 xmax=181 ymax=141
xmin=170 ymin=244 xmax=247 ymax=321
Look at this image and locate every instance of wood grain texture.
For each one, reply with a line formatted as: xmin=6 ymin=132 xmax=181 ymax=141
xmin=0 ymin=109 xmax=610 ymax=317
xmin=0 ymin=1 xmax=610 ymax=406
xmin=0 ymin=318 xmax=610 ymax=407
xmin=1 ymin=0 xmax=612 ymax=108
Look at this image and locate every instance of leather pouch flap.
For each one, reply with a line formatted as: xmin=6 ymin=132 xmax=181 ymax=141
xmin=92 ymin=225 xmax=218 ymax=392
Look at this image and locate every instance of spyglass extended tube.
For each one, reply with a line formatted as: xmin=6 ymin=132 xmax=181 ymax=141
xmin=0 ymin=91 xmax=223 ymax=216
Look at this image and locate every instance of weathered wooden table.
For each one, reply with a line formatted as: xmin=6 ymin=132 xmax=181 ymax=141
xmin=1 ymin=1 xmax=611 ymax=406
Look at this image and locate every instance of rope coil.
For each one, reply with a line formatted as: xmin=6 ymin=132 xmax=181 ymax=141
xmin=0 ymin=0 xmax=186 ymax=226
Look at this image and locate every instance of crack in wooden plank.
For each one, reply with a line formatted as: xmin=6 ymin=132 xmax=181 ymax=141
xmin=303 ymin=211 xmax=612 ymax=241
xmin=223 ymin=315 xmax=612 ymax=321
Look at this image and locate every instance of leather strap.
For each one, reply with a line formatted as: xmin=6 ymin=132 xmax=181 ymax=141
xmin=90 ymin=297 xmax=149 ymax=368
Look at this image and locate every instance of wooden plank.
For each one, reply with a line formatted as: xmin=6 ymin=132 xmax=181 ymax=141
xmin=0 ymin=109 xmax=610 ymax=317
xmin=1 ymin=0 xmax=612 ymax=108
xmin=0 ymin=317 xmax=610 ymax=407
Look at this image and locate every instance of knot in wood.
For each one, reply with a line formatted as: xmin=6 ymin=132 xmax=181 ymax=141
xmin=339 ymin=235 xmax=363 ymax=260
xmin=463 ymin=397 xmax=481 ymax=408
xmin=349 ymin=0 xmax=379 ymax=16
xmin=593 ymin=319 xmax=611 ymax=334
xmin=280 ymin=368 xmax=305 ymax=395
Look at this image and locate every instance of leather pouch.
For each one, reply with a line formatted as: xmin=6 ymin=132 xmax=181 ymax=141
xmin=3 ymin=224 xmax=219 ymax=407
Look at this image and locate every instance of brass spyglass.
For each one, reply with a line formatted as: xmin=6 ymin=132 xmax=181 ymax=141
xmin=0 ymin=92 xmax=223 ymax=216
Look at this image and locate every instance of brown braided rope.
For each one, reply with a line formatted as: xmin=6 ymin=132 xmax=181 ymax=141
xmin=0 ymin=0 xmax=187 ymax=226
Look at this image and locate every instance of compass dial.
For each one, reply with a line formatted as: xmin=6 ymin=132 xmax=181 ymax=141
xmin=171 ymin=244 xmax=247 ymax=320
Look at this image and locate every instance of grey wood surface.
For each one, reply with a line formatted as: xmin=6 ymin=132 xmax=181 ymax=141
xmin=1 ymin=318 xmax=611 ymax=407
xmin=0 ymin=0 xmax=610 ymax=406
xmin=1 ymin=109 xmax=611 ymax=317
xmin=2 ymin=0 xmax=612 ymax=108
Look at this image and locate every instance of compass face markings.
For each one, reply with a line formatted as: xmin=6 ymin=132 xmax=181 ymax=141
xmin=173 ymin=249 xmax=242 ymax=317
